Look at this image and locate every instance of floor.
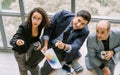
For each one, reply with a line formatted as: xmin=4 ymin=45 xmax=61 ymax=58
xmin=0 ymin=42 xmax=120 ymax=75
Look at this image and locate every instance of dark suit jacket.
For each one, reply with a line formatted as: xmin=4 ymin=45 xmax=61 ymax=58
xmin=44 ymin=10 xmax=89 ymax=63
xmin=10 ymin=22 xmax=42 ymax=54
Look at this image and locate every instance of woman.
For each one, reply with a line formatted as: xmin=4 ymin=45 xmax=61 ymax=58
xmin=10 ymin=7 xmax=50 ymax=75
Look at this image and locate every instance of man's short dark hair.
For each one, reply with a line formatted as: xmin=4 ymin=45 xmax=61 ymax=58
xmin=77 ymin=10 xmax=91 ymax=24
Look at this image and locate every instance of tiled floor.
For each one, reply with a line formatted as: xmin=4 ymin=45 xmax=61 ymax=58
xmin=0 ymin=42 xmax=120 ymax=75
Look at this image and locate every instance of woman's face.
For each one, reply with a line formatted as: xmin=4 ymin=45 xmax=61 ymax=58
xmin=31 ymin=11 xmax=43 ymax=28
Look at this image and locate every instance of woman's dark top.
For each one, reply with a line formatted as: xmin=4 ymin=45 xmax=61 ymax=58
xmin=10 ymin=22 xmax=42 ymax=54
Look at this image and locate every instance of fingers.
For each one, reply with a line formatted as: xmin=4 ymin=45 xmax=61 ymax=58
xmin=41 ymin=46 xmax=48 ymax=54
xmin=55 ymin=42 xmax=59 ymax=47
xmin=38 ymin=41 xmax=41 ymax=47
xmin=16 ymin=39 xmax=24 ymax=46
xmin=36 ymin=41 xmax=42 ymax=50
xmin=56 ymin=40 xmax=62 ymax=47
xmin=104 ymin=55 xmax=111 ymax=60
xmin=55 ymin=40 xmax=64 ymax=49
xmin=55 ymin=40 xmax=62 ymax=47
xmin=104 ymin=51 xmax=112 ymax=60
xmin=36 ymin=45 xmax=41 ymax=50
xmin=102 ymin=67 xmax=111 ymax=75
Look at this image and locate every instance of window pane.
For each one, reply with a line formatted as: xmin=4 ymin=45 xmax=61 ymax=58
xmin=0 ymin=31 xmax=3 ymax=47
xmin=1 ymin=0 xmax=20 ymax=12
xmin=2 ymin=16 xmax=21 ymax=47
xmin=23 ymin=0 xmax=71 ymax=13
xmin=76 ymin=0 xmax=120 ymax=19
xmin=88 ymin=22 xmax=96 ymax=33
xmin=88 ymin=22 xmax=120 ymax=33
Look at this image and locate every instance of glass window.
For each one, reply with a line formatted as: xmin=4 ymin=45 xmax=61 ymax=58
xmin=88 ymin=22 xmax=120 ymax=33
xmin=0 ymin=31 xmax=3 ymax=47
xmin=23 ymin=0 xmax=71 ymax=14
xmin=76 ymin=0 xmax=120 ymax=19
xmin=1 ymin=0 xmax=20 ymax=12
xmin=2 ymin=16 xmax=21 ymax=47
xmin=88 ymin=22 xmax=96 ymax=33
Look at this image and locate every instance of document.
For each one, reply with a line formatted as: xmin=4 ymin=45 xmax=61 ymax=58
xmin=43 ymin=48 xmax=62 ymax=69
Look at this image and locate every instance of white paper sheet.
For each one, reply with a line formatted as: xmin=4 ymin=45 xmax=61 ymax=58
xmin=43 ymin=48 xmax=62 ymax=69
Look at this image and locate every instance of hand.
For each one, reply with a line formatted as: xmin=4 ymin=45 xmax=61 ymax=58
xmin=41 ymin=45 xmax=48 ymax=53
xmin=16 ymin=39 xmax=24 ymax=46
xmin=36 ymin=41 xmax=42 ymax=50
xmin=41 ymin=39 xmax=48 ymax=53
xmin=102 ymin=67 xmax=111 ymax=75
xmin=55 ymin=40 xmax=64 ymax=50
xmin=104 ymin=50 xmax=114 ymax=60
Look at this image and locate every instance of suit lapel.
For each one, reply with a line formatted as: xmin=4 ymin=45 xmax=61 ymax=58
xmin=97 ymin=39 xmax=104 ymax=51
xmin=67 ymin=30 xmax=78 ymax=41
xmin=109 ymin=32 xmax=114 ymax=49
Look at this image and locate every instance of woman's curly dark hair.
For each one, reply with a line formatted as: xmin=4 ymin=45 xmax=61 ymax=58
xmin=26 ymin=7 xmax=50 ymax=29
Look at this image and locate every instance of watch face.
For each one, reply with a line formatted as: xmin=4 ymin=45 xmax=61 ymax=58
xmin=101 ymin=51 xmax=106 ymax=59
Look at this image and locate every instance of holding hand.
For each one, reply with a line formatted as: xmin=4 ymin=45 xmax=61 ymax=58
xmin=104 ymin=50 xmax=114 ymax=60
xmin=16 ymin=39 xmax=24 ymax=46
xmin=41 ymin=45 xmax=48 ymax=53
xmin=36 ymin=41 xmax=42 ymax=50
xmin=102 ymin=67 xmax=111 ymax=75
xmin=55 ymin=40 xmax=65 ymax=50
xmin=33 ymin=41 xmax=42 ymax=51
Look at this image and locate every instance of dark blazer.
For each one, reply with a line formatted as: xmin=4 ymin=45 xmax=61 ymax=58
xmin=44 ymin=10 xmax=89 ymax=63
xmin=10 ymin=22 xmax=42 ymax=54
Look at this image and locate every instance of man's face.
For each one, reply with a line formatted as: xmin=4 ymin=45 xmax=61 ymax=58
xmin=96 ymin=25 xmax=110 ymax=41
xmin=72 ymin=16 xmax=88 ymax=30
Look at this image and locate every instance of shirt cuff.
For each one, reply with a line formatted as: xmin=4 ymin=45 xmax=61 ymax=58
xmin=51 ymin=39 xmax=57 ymax=45
xmin=43 ymin=35 xmax=49 ymax=40
xmin=65 ymin=45 xmax=72 ymax=53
